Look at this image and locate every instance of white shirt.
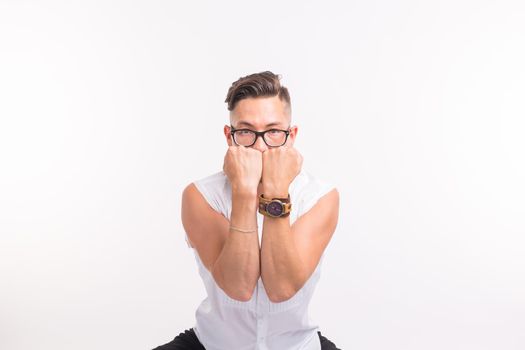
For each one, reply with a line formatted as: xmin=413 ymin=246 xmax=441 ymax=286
xmin=188 ymin=168 xmax=335 ymax=350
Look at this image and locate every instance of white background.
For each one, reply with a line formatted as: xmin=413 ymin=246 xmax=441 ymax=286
xmin=1 ymin=1 xmax=524 ymax=349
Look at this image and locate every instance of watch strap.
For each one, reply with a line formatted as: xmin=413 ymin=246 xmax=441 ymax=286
xmin=259 ymin=193 xmax=290 ymax=203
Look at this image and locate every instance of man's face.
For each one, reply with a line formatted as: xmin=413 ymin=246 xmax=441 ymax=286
xmin=223 ymin=95 xmax=298 ymax=153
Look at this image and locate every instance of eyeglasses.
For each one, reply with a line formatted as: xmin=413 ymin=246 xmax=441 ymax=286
xmin=230 ymin=125 xmax=290 ymax=147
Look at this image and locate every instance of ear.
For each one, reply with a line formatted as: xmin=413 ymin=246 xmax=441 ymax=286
xmin=224 ymin=124 xmax=233 ymax=146
xmin=287 ymin=125 xmax=299 ymax=147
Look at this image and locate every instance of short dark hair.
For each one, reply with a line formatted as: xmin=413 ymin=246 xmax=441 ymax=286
xmin=224 ymin=71 xmax=291 ymax=113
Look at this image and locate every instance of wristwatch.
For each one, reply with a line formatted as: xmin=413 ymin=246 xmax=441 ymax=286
xmin=258 ymin=194 xmax=292 ymax=218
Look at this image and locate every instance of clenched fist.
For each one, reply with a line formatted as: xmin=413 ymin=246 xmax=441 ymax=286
xmin=223 ymin=145 xmax=263 ymax=194
xmin=262 ymin=145 xmax=303 ymax=197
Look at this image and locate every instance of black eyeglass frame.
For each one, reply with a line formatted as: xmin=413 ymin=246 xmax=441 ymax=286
xmin=229 ymin=125 xmax=291 ymax=148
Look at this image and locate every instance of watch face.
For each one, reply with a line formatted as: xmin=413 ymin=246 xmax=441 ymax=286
xmin=267 ymin=201 xmax=284 ymax=217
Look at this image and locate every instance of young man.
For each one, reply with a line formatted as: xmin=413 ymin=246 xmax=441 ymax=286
xmin=153 ymin=71 xmax=341 ymax=350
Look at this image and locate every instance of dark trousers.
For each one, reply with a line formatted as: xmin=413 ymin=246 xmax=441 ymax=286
xmin=152 ymin=328 xmax=341 ymax=349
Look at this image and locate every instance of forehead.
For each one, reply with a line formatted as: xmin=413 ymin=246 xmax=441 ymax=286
xmin=231 ymin=96 xmax=290 ymax=128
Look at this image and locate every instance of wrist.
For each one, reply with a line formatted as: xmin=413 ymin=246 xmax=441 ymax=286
xmin=231 ymin=193 xmax=258 ymax=221
xmin=258 ymin=193 xmax=292 ymax=218
xmin=232 ymin=186 xmax=258 ymax=199
xmin=261 ymin=187 xmax=289 ymax=199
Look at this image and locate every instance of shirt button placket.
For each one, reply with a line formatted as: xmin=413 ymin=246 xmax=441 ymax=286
xmin=255 ymin=280 xmax=267 ymax=349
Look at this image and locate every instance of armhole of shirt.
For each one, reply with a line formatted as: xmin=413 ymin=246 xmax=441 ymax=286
xmin=300 ymin=180 xmax=336 ymax=217
xmin=185 ymin=177 xmax=225 ymax=248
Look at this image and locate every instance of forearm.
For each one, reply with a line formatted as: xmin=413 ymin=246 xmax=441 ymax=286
xmin=260 ymin=214 xmax=306 ymax=302
xmin=211 ymin=190 xmax=260 ymax=301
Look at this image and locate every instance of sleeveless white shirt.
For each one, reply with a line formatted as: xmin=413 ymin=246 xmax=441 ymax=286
xmin=188 ymin=168 xmax=335 ymax=350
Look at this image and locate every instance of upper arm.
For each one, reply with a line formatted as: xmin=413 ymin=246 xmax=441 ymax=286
xmin=291 ymin=188 xmax=339 ymax=281
xmin=181 ymin=183 xmax=230 ymax=272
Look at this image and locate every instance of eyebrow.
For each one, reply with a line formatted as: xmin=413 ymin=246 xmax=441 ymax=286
xmin=236 ymin=121 xmax=283 ymax=128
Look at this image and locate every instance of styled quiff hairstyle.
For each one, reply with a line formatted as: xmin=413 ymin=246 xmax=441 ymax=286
xmin=224 ymin=71 xmax=291 ymax=114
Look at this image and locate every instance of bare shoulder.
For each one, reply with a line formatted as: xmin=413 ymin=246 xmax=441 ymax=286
xmin=181 ymin=182 xmax=229 ymax=271
xmin=302 ymin=187 xmax=339 ymax=229
xmin=320 ymin=187 xmax=339 ymax=204
xmin=291 ymin=187 xmax=339 ymax=278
